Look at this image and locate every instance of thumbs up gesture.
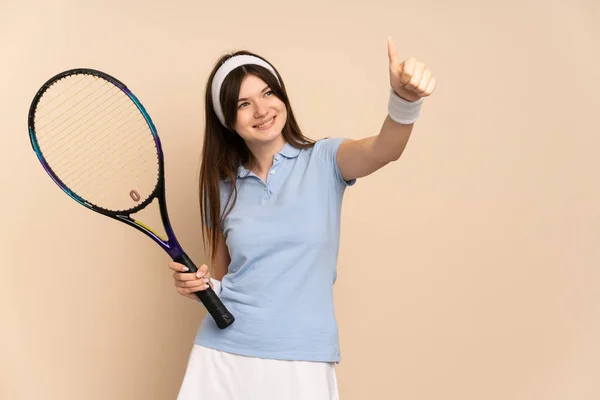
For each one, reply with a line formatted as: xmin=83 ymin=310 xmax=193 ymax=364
xmin=387 ymin=37 xmax=436 ymax=102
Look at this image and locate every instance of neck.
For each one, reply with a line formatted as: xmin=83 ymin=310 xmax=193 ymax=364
xmin=245 ymin=135 xmax=286 ymax=176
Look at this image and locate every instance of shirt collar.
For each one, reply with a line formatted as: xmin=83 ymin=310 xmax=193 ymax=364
xmin=277 ymin=141 xmax=301 ymax=159
xmin=235 ymin=142 xmax=301 ymax=179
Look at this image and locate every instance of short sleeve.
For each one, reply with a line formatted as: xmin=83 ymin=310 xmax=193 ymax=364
xmin=314 ymin=137 xmax=357 ymax=188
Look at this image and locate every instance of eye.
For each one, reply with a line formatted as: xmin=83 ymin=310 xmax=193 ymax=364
xmin=265 ymin=91 xmax=274 ymax=97
xmin=238 ymin=102 xmax=249 ymax=109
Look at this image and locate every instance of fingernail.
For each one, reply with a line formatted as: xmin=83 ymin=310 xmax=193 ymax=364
xmin=182 ymin=266 xmax=189 ymax=271
xmin=196 ymin=271 xmax=203 ymax=279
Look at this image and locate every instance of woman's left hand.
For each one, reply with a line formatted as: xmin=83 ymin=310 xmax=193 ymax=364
xmin=387 ymin=37 xmax=437 ymax=102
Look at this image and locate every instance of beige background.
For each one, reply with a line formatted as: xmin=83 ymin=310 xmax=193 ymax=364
xmin=1 ymin=0 xmax=598 ymax=399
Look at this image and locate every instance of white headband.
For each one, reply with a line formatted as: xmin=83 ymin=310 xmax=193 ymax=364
xmin=211 ymin=55 xmax=280 ymax=127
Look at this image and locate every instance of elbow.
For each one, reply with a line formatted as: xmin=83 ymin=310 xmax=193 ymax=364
xmin=381 ymin=149 xmax=404 ymax=163
xmin=389 ymin=152 xmax=403 ymax=162
xmin=373 ymin=137 xmax=408 ymax=164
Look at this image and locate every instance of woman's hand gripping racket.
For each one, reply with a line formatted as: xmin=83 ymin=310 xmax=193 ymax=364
xmin=27 ymin=68 xmax=234 ymax=329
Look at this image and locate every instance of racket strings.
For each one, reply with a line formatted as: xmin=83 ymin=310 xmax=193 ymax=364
xmin=46 ymin=107 xmax=143 ymax=173
xmin=55 ymin=114 xmax=147 ymax=180
xmin=36 ymin=80 xmax=116 ymax=136
xmin=38 ymin=86 xmax=126 ymax=151
xmin=33 ymin=74 xmax=159 ymax=213
xmin=89 ymin=158 xmax=155 ymax=207
xmin=34 ymin=75 xmax=94 ymax=123
xmin=37 ymin=79 xmax=131 ymax=152
xmin=64 ymin=125 xmax=155 ymax=191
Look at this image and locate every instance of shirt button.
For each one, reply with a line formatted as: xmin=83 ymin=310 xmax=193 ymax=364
xmin=270 ymin=170 xmax=276 ymax=175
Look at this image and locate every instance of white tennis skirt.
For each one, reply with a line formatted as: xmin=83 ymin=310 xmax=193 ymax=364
xmin=177 ymin=345 xmax=339 ymax=400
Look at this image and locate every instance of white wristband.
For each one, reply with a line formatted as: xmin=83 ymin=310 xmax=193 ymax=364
xmin=387 ymin=88 xmax=423 ymax=125
xmin=210 ymin=278 xmax=222 ymax=295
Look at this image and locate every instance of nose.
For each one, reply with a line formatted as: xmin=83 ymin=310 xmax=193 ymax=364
xmin=254 ymin=99 xmax=269 ymax=118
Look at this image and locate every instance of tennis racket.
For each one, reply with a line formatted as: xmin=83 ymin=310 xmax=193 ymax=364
xmin=27 ymin=68 xmax=235 ymax=329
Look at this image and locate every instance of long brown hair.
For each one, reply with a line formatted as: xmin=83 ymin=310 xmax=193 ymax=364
xmin=199 ymin=50 xmax=315 ymax=262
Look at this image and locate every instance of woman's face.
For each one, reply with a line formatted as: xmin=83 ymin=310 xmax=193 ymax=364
xmin=233 ymin=74 xmax=287 ymax=146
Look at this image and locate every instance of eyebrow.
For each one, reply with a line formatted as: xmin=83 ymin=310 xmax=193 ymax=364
xmin=238 ymin=85 xmax=271 ymax=103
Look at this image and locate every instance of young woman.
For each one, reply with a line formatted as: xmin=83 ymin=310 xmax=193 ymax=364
xmin=169 ymin=38 xmax=436 ymax=399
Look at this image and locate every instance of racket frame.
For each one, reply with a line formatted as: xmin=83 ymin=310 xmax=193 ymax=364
xmin=28 ymin=68 xmax=235 ymax=329
xmin=28 ymin=69 xmax=183 ymax=258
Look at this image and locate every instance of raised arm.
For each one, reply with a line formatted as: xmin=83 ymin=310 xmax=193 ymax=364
xmin=337 ymin=37 xmax=437 ymax=181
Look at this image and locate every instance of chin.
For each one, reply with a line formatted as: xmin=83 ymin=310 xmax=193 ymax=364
xmin=259 ymin=131 xmax=283 ymax=144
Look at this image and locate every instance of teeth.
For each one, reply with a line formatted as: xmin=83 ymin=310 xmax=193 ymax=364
xmin=257 ymin=117 xmax=274 ymax=128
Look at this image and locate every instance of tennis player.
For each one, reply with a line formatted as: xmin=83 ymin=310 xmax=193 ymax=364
xmin=170 ymin=38 xmax=436 ymax=399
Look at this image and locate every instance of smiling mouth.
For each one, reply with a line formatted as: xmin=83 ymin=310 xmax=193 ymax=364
xmin=254 ymin=116 xmax=276 ymax=129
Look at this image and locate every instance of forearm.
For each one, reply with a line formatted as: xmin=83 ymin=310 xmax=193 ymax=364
xmin=336 ymin=91 xmax=423 ymax=180
xmin=373 ymin=87 xmax=424 ymax=162
xmin=373 ymin=115 xmax=415 ymax=163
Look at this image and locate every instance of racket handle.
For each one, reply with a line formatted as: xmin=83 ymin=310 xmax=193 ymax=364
xmin=174 ymin=253 xmax=235 ymax=329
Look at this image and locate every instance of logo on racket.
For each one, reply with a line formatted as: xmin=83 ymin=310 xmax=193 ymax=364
xmin=130 ymin=190 xmax=141 ymax=202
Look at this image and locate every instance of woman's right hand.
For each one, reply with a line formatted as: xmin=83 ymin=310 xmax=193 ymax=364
xmin=168 ymin=261 xmax=212 ymax=302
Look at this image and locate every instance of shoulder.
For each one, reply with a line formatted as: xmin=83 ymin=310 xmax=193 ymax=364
xmin=313 ymin=137 xmax=349 ymax=151
xmin=311 ymin=137 xmax=351 ymax=162
xmin=309 ymin=137 xmax=356 ymax=188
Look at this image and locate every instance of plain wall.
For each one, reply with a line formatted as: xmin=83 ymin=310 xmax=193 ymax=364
xmin=1 ymin=0 xmax=598 ymax=399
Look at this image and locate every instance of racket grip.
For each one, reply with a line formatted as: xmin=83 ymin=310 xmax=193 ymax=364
xmin=174 ymin=253 xmax=235 ymax=329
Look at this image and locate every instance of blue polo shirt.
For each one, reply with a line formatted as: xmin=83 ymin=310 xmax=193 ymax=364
xmin=194 ymin=137 xmax=355 ymax=363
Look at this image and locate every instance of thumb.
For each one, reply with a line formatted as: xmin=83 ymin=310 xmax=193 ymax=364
xmin=195 ymin=264 xmax=209 ymax=278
